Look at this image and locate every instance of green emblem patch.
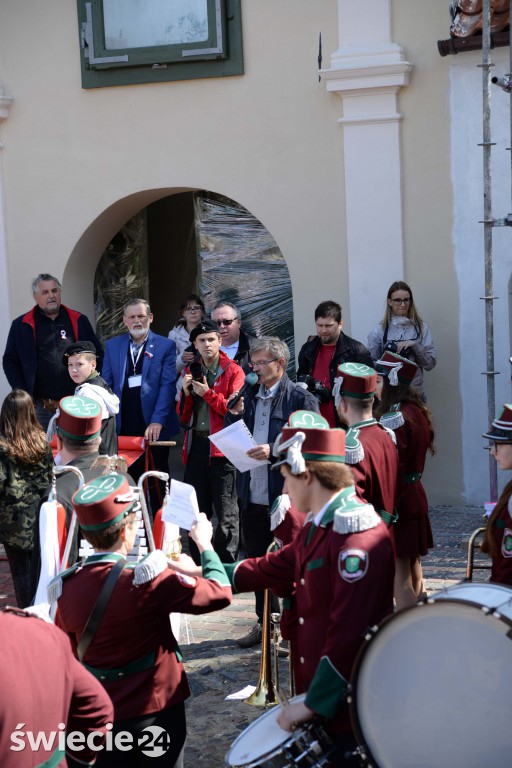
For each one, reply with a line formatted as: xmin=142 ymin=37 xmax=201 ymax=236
xmin=502 ymin=529 xmax=512 ymax=558
xmin=339 ymin=548 xmax=369 ymax=582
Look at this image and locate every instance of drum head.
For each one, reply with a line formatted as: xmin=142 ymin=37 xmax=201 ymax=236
xmin=226 ymin=694 xmax=306 ymax=768
xmin=433 ymin=581 xmax=512 ymax=620
xmin=351 ymin=599 xmax=512 ymax=768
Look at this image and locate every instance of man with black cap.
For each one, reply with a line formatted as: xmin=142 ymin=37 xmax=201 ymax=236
xmin=177 ymin=319 xmax=245 ymax=563
xmin=53 ymin=474 xmax=231 ymax=767
xmin=31 ymin=395 xmax=133 ymax=600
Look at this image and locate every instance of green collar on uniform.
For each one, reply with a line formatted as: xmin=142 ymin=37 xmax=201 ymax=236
xmin=317 ymin=489 xmax=350 ymax=528
xmin=349 ymin=418 xmax=377 ymax=429
xmin=83 ymin=552 xmax=126 ymax=566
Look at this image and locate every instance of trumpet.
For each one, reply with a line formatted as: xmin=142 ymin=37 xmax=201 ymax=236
xmin=244 ymin=586 xmax=279 ymax=707
xmin=244 ymin=542 xmax=285 ymax=708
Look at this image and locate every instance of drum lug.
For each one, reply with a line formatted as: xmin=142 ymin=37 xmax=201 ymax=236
xmin=364 ymin=624 xmax=379 ymax=641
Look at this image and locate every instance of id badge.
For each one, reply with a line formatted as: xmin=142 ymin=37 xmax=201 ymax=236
xmin=128 ymin=375 xmax=142 ymax=388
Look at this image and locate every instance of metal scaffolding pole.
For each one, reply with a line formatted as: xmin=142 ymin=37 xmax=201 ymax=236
xmin=480 ymin=0 xmax=498 ymax=502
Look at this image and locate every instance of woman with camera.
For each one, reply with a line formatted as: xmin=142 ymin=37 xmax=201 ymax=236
xmin=367 ymin=281 xmax=436 ymax=400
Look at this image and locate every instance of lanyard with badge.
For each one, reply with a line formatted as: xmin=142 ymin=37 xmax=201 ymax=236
xmin=128 ymin=342 xmax=145 ymax=388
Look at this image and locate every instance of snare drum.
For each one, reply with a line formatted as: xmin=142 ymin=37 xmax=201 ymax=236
xmin=349 ymin=582 xmax=512 ymax=768
xmin=225 ymin=694 xmax=335 ymax=768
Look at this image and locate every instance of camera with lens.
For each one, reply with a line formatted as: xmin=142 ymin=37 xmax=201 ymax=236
xmin=297 ymin=374 xmax=332 ymax=404
xmin=383 ymin=340 xmax=412 ymax=360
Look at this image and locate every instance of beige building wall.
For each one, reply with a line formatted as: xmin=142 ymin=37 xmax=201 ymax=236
xmin=391 ymin=3 xmax=461 ymax=502
xmin=0 ymin=2 xmax=476 ymax=504
xmin=0 ymin=0 xmax=344 ymax=346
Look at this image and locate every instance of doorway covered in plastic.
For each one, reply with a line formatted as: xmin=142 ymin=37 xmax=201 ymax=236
xmin=94 ymin=191 xmax=295 ymax=372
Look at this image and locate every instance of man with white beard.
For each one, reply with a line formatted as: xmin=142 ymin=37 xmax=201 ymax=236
xmin=102 ymin=298 xmax=178 ymax=487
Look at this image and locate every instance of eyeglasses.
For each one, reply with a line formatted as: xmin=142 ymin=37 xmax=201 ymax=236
xmin=216 ymin=318 xmax=237 ymax=327
xmin=391 ymin=298 xmax=411 ymax=305
xmin=184 ymin=306 xmax=202 ymax=312
xmin=250 ymin=358 xmax=278 ymax=369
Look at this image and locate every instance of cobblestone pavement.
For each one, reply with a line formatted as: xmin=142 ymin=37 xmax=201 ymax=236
xmin=0 ymin=504 xmax=491 ymax=766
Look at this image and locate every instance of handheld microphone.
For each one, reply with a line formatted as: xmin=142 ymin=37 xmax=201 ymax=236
xmin=227 ymin=372 xmax=258 ymax=409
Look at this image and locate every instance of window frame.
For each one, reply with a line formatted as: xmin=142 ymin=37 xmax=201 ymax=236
xmin=77 ymin=0 xmax=244 ymax=89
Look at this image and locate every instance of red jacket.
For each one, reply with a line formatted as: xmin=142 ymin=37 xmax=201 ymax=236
xmin=177 ymin=351 xmax=245 ymax=462
xmin=225 ymin=489 xmax=394 ymax=735
xmin=56 ymin=551 xmax=231 ymax=721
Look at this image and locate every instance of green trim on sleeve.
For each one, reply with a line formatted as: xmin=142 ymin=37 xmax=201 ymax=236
xmin=305 ymin=656 xmax=348 ymax=720
xmin=201 ymin=550 xmax=231 ymax=587
xmin=221 ymin=561 xmax=241 ymax=591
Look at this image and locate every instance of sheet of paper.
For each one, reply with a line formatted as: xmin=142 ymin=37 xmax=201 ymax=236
xmin=209 ymin=420 xmax=270 ymax=473
xmin=162 ymin=479 xmax=200 ymax=531
xmin=225 ymin=685 xmax=256 ymax=701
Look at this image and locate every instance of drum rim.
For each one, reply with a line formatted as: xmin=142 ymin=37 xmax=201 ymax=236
xmin=348 ymin=593 xmax=512 ymax=766
xmin=225 ymin=693 xmax=307 ymax=767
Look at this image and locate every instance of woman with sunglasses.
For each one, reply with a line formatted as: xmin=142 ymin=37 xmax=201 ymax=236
xmin=367 ymin=281 xmax=436 ymax=400
xmin=481 ymin=405 xmax=512 ymax=586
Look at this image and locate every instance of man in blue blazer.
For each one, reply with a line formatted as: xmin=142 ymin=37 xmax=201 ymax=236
xmin=102 ymin=298 xmax=178 ymax=496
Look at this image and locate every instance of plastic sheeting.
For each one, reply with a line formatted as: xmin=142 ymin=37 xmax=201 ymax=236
xmin=194 ymin=192 xmax=296 ymax=375
xmin=94 ymin=211 xmax=149 ymax=344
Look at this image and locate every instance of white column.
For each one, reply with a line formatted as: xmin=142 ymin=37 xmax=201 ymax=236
xmin=321 ymin=0 xmax=412 ymax=342
xmin=0 ymin=82 xmax=13 ymax=397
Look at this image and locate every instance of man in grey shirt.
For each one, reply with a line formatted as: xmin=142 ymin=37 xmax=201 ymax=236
xmin=226 ymin=337 xmax=319 ymax=647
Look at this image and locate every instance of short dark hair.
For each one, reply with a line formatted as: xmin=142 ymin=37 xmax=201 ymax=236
xmin=83 ymin=512 xmax=137 ymax=550
xmin=305 ymin=460 xmax=353 ymax=490
xmin=314 ymin=301 xmax=342 ymax=323
xmin=58 ymin=433 xmax=101 ymax=452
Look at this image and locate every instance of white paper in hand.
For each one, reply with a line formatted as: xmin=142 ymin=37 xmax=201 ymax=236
xmin=209 ymin=421 xmax=270 ymax=472
xmin=162 ymin=479 xmax=201 ymax=531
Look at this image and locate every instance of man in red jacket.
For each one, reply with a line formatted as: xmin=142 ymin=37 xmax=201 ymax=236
xmin=177 ymin=319 xmax=245 ymax=563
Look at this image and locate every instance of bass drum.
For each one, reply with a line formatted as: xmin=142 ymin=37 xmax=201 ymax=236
xmin=226 ymin=694 xmax=335 ymax=768
xmin=349 ymin=582 xmax=512 ymax=768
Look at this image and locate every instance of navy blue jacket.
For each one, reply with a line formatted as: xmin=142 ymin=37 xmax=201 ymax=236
xmin=102 ymin=330 xmax=178 ymax=439
xmin=3 ymin=305 xmax=102 ymax=395
xmin=225 ymin=373 xmax=319 ymax=509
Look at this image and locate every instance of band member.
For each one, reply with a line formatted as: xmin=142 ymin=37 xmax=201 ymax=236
xmin=374 ymin=351 xmax=436 ymax=608
xmin=171 ymin=411 xmax=395 ymax=765
xmin=333 ymin=363 xmax=398 ymax=526
xmin=481 ymin=403 xmax=512 ymax=586
xmin=52 ymin=475 xmax=232 ymax=767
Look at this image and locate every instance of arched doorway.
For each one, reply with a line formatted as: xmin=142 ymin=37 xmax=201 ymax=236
xmin=91 ymin=190 xmax=296 ymax=370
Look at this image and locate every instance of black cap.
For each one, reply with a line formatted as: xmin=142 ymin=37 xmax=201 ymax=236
xmin=189 ymin=320 xmax=220 ymax=343
xmin=62 ymin=341 xmax=97 ymax=367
